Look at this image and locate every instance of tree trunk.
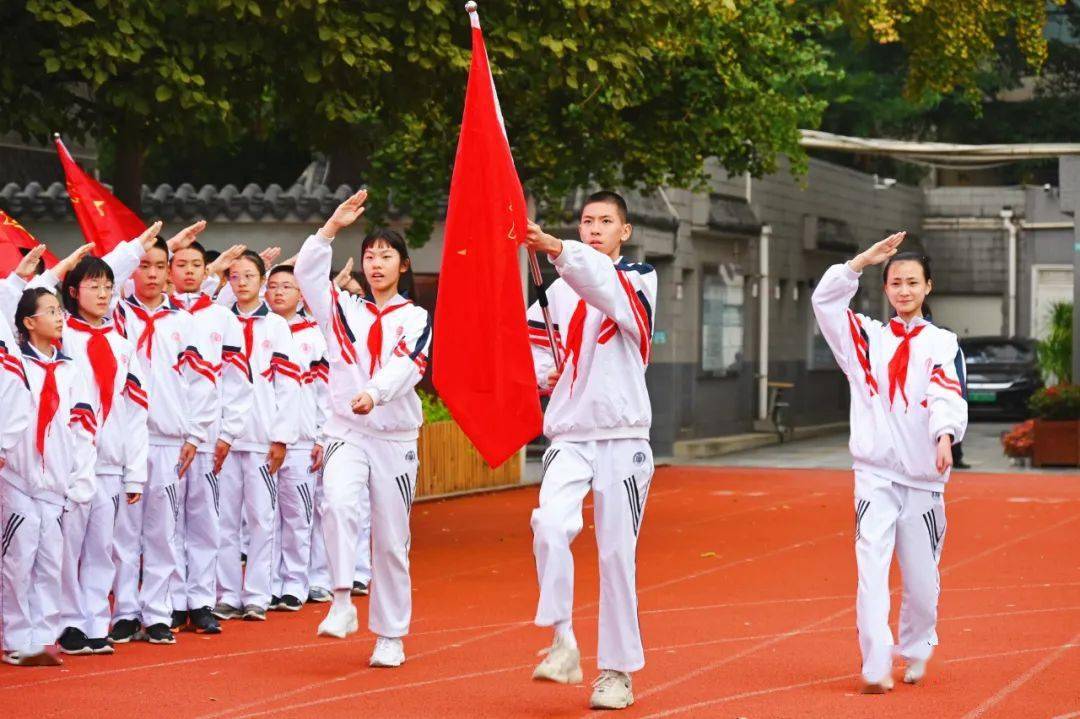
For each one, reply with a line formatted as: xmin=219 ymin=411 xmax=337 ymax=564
xmin=112 ymin=126 xmax=146 ymax=217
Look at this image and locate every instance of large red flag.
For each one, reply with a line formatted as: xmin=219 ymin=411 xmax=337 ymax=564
xmin=0 ymin=210 xmax=59 ymax=278
xmin=55 ymin=136 xmax=145 ymax=255
xmin=432 ymin=6 xmax=543 ymax=468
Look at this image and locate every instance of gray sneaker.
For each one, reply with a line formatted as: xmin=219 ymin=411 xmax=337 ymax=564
xmin=308 ymin=587 xmax=332 ymax=603
xmin=242 ymin=604 xmax=267 ymax=621
xmin=212 ymin=602 xmax=243 ymax=621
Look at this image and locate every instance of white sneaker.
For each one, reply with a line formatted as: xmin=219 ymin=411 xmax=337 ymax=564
xmin=316 ymin=603 xmax=358 ymax=639
xmin=904 ymin=658 xmax=928 ymax=684
xmin=861 ymin=675 xmax=895 ymax=694
xmin=369 ymin=636 xmax=405 ymax=667
xmin=532 ymin=635 xmax=583 ymax=684
xmin=590 ymin=670 xmax=634 ymax=709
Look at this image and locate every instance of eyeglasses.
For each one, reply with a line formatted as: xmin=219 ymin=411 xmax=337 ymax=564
xmin=266 ymin=283 xmax=299 ymax=292
xmin=30 ymin=307 xmax=63 ymax=318
xmin=229 ymin=273 xmax=261 ymax=283
xmin=80 ymin=283 xmax=114 ymax=294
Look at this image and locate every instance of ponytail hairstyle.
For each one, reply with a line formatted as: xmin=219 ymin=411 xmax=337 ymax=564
xmin=883 ymin=251 xmax=933 ymax=320
xmin=360 ymin=228 xmax=415 ymax=299
xmin=15 ymin=287 xmax=58 ymax=342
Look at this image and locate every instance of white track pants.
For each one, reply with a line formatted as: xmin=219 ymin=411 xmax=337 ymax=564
xmin=217 ymin=449 xmax=277 ymax=609
xmin=113 ymin=445 xmax=183 ymax=627
xmin=60 ymin=473 xmax=121 ymax=637
xmin=2 ymin=481 xmax=64 ymax=654
xmin=307 ymin=477 xmax=331 ymax=593
xmin=171 ymin=453 xmax=220 ymax=611
xmin=320 ymin=437 xmax=417 ymax=638
xmin=531 ymin=439 xmax=654 ymax=673
xmin=273 ymin=450 xmax=316 ymax=600
xmin=854 ymin=470 xmax=946 ymax=682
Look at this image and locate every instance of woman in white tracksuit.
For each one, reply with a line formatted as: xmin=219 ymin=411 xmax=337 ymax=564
xmin=295 ymin=189 xmax=431 ymax=668
xmin=811 ymin=232 xmax=968 ymax=693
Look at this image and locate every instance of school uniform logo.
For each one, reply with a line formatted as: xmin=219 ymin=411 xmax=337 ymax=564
xmin=171 ymin=331 xmax=181 ymax=342
xmin=405 ymin=450 xmax=417 ymax=462
xmin=633 ymin=452 xmax=647 ymax=466
xmin=262 ymin=339 xmax=272 ymax=350
xmin=301 ymin=343 xmax=311 ymax=353
xmin=211 ymin=332 xmax=222 ymax=343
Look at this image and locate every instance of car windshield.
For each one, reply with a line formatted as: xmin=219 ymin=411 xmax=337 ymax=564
xmin=961 ymin=341 xmax=1035 ymax=364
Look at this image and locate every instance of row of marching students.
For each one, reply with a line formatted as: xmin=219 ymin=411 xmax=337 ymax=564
xmin=0 ymin=204 xmax=429 ymax=667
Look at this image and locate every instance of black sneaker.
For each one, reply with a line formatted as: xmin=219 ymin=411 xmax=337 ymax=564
xmin=171 ymin=610 xmax=189 ymax=630
xmin=269 ymin=595 xmax=283 ymax=611
xmin=351 ymin=581 xmax=369 ymax=596
xmin=88 ymin=637 xmax=114 ymax=655
xmin=146 ymin=623 xmax=176 ymax=644
xmin=58 ymin=627 xmax=93 ymax=655
xmin=955 ymin=461 xmax=972 ymax=470
xmin=109 ymin=618 xmax=141 ymax=644
xmin=190 ymin=607 xmax=222 ymax=635
xmin=279 ymin=594 xmax=303 ymax=612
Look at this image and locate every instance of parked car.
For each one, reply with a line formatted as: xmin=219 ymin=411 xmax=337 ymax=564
xmin=959 ymin=336 xmax=1043 ymax=419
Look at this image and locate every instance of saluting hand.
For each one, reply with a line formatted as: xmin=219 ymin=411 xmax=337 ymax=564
xmin=849 ymin=231 xmax=906 ymax=273
xmin=52 ymin=244 xmax=96 ymax=279
xmin=13 ymin=244 xmax=48 ymax=281
xmin=135 ymin=220 xmax=165 ymax=253
xmin=320 ymin=189 xmax=368 ymax=240
xmin=167 ymin=220 xmax=207 ymax=253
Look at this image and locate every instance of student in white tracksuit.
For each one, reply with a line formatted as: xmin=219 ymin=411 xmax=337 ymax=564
xmin=811 ymin=232 xmax=968 ymax=693
xmin=0 ymin=288 xmax=96 ymax=667
xmin=214 ymin=251 xmax=300 ymax=621
xmin=111 ymin=238 xmax=218 ymax=645
xmin=168 ymin=242 xmax=253 ymax=634
xmin=264 ymin=264 xmax=329 ymax=610
xmin=24 ymin=248 xmax=151 ymax=656
xmin=294 ymin=189 xmax=431 ymax=668
xmin=523 ymin=192 xmax=658 ymax=711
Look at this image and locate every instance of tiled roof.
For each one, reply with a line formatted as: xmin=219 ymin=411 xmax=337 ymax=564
xmin=0 ymin=181 xmax=359 ymax=222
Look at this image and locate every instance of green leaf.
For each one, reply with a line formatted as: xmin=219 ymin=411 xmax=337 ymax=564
xmin=155 ymin=85 xmax=173 ymax=102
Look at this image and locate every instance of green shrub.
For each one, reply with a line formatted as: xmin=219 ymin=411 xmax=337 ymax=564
xmin=1027 ymin=384 xmax=1080 ymax=421
xmin=419 ymin=389 xmax=453 ymax=424
xmin=1036 ymin=302 xmax=1072 ymax=385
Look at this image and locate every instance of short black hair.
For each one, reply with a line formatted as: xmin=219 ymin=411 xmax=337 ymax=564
xmin=268 ymin=264 xmax=294 ymax=279
xmin=145 ymin=237 xmax=169 ymax=260
xmin=581 ymin=190 xmax=628 ymax=223
xmin=171 ymin=240 xmax=207 ymax=264
xmin=61 ymin=256 xmax=114 ymax=316
xmin=15 ymin=287 xmax=58 ymax=341
xmin=205 ymin=249 xmax=221 ymax=264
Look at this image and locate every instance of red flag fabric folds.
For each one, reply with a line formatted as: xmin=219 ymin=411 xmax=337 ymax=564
xmin=0 ymin=210 xmax=59 ymax=278
xmin=55 ymin=136 xmax=145 ymax=256
xmin=432 ymin=10 xmax=542 ymax=468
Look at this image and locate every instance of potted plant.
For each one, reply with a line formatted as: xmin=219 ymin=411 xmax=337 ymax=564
xmin=1029 ymin=385 xmax=1080 ymax=467
xmin=1001 ymin=419 xmax=1034 ymax=467
xmin=416 ymin=390 xmax=523 ymax=499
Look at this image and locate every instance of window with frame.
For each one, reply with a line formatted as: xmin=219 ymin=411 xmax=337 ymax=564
xmin=701 ymin=264 xmax=744 ymax=376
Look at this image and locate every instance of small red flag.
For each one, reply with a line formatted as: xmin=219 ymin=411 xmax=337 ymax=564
xmin=432 ymin=7 xmax=542 ymax=468
xmin=55 ymin=136 xmax=145 ymax=255
xmin=0 ymin=210 xmax=59 ymax=278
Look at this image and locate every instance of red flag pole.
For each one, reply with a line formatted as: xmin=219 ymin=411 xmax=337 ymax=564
xmin=526 ymin=249 xmax=564 ymax=373
xmin=465 ymin=2 xmax=564 ymax=373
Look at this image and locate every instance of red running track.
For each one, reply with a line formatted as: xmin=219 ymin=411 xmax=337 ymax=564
xmin=0 ymin=466 xmax=1077 ymax=718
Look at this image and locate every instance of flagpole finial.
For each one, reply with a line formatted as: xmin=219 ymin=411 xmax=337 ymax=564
xmin=465 ymin=1 xmax=477 ymax=12
xmin=53 ymin=132 xmax=61 ymax=140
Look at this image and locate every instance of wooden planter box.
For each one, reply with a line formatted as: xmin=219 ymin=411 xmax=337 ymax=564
xmin=1032 ymin=419 xmax=1080 ymax=468
xmin=416 ymin=421 xmax=523 ymax=499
